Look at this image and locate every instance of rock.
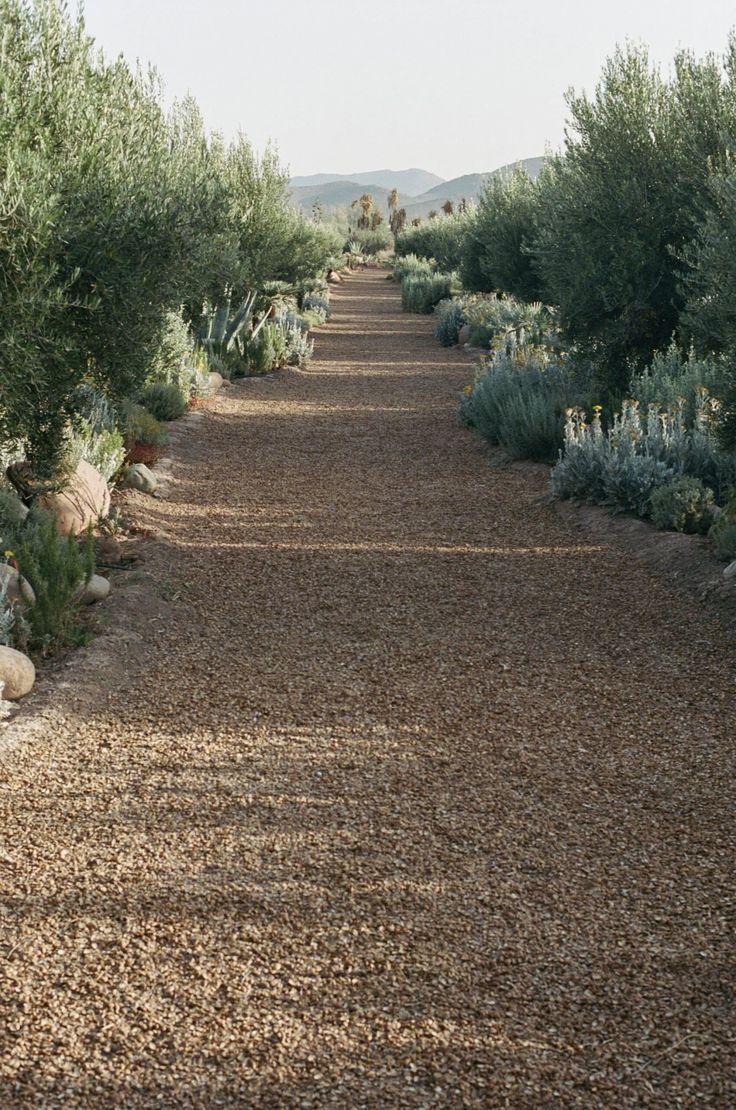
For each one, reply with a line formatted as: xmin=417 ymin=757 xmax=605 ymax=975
xmin=0 ymin=563 xmax=35 ymax=606
xmin=208 ymin=372 xmax=224 ymax=393
xmin=81 ymin=574 xmax=111 ymax=604
xmin=458 ymin=323 xmax=472 ymax=346
xmin=327 ymin=270 xmax=342 ymax=284
xmin=123 ymin=464 xmax=157 ymax=495
xmin=38 ymin=460 xmax=110 ymax=537
xmin=0 ymin=646 xmax=35 ymax=700
xmin=724 ymin=560 xmax=736 ymax=580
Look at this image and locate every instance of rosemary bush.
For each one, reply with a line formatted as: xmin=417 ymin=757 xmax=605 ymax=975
xmin=13 ymin=511 xmax=95 ymax=654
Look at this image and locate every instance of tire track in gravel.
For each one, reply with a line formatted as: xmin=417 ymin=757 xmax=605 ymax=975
xmin=0 ymin=269 xmax=734 ymax=1107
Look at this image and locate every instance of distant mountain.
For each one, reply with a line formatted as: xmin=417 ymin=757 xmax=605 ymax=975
xmin=402 ymin=157 xmax=545 ymax=219
xmin=288 ymin=158 xmax=545 ymax=220
xmin=288 ymin=180 xmax=415 ymax=213
xmin=289 ymin=168 xmax=444 ymax=196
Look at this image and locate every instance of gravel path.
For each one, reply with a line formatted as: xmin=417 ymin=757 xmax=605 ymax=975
xmin=1 ymin=269 xmax=734 ymax=1107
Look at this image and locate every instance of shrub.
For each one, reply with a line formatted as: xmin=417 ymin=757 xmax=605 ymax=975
xmin=147 ymin=311 xmax=192 ymax=387
xmin=245 ymin=323 xmax=285 ymax=374
xmin=650 ymin=476 xmax=715 ymax=533
xmin=464 ymin=295 xmax=555 ymax=353
xmin=0 ymin=490 xmax=28 ymax=531
xmin=14 ymin=511 xmax=95 ymax=654
xmin=460 ymin=166 xmax=543 ymax=300
xmin=468 ymin=354 xmax=578 ymax=462
xmin=532 ymin=44 xmax=736 ymax=393
xmin=139 ymin=382 xmax=188 ymax=422
xmin=710 ymin=494 xmax=736 ymax=561
xmin=276 ymin=314 xmax=314 ymax=367
xmin=401 ymin=273 xmax=454 ymax=314
xmin=0 ymin=576 xmax=18 ymax=649
xmin=629 ymin=346 xmax=725 ymax=428
xmin=392 ymin=254 xmax=434 ymax=282
xmin=65 ymin=389 xmax=126 ymax=482
xmin=434 ymin=299 xmax=468 ymax=347
xmin=395 ymin=213 xmax=470 ymax=272
xmin=302 ymin=292 xmax=330 ymax=320
xmin=551 ymin=404 xmax=677 ymax=514
xmin=123 ymin=404 xmax=169 ymax=448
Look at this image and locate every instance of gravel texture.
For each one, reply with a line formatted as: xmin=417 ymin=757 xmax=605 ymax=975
xmin=0 ymin=269 xmax=734 ymax=1107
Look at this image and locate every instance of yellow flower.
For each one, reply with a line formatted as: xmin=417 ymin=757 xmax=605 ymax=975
xmin=463 ymin=385 xmax=473 ymax=395
xmin=592 ymin=404 xmax=603 ymax=412
xmin=3 ymin=550 xmax=14 ymax=559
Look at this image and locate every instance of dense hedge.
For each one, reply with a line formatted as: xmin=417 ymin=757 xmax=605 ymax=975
xmin=0 ymin=0 xmax=338 ymax=475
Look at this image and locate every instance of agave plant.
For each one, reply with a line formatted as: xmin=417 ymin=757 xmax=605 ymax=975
xmin=201 ymin=289 xmax=272 ymax=359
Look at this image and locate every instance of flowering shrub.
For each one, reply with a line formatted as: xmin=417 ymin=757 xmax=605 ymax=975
xmin=551 ymin=391 xmax=735 ymax=517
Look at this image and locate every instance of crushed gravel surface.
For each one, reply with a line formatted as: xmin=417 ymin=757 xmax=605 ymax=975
xmin=0 ymin=269 xmax=734 ymax=1107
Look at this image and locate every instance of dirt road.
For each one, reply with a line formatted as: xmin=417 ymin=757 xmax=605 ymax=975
xmin=1 ymin=269 xmax=734 ymax=1107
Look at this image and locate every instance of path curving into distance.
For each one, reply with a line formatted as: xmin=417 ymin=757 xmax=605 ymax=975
xmin=1 ymin=269 xmax=734 ymax=1107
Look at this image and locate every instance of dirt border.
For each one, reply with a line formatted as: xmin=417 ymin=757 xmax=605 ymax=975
xmin=501 ymin=454 xmax=736 ymax=633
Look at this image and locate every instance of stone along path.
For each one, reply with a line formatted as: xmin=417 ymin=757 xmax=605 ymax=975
xmin=1 ymin=270 xmax=735 ymax=1107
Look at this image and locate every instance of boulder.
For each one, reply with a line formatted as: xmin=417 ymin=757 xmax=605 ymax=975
xmin=122 ymin=464 xmax=157 ymax=495
xmin=724 ymin=560 xmax=736 ymax=580
xmin=327 ymin=270 xmax=342 ymax=284
xmin=0 ymin=563 xmax=35 ymax=607
xmin=208 ymin=372 xmax=224 ymax=393
xmin=458 ymin=323 xmax=472 ymax=346
xmin=38 ymin=460 xmax=110 ymax=537
xmin=0 ymin=646 xmax=35 ymax=700
xmin=81 ymin=573 xmax=111 ymax=605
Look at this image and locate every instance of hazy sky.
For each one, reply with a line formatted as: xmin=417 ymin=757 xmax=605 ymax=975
xmin=81 ymin=0 xmax=735 ymax=182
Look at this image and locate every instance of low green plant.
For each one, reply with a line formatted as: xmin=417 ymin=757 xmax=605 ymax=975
xmin=465 ymin=295 xmax=555 ymax=352
xmin=245 ymin=323 xmax=285 ymax=374
xmin=63 ymin=386 xmax=126 ymax=481
xmin=629 ymin=347 xmax=725 ymax=427
xmin=710 ymin=492 xmax=736 ymax=561
xmin=139 ymin=382 xmax=188 ymax=422
xmin=302 ymin=292 xmax=330 ymax=320
xmin=467 ymin=354 xmax=578 ymax=462
xmin=0 ymin=490 xmax=28 ymax=531
xmin=0 ymin=577 xmax=16 ymax=648
xmin=401 ymin=272 xmax=454 ymax=314
xmin=14 ymin=511 xmax=95 ymax=653
xmin=392 ymin=254 xmax=434 ymax=282
xmin=276 ymin=313 xmax=314 ymax=366
xmin=123 ymin=403 xmax=169 ymax=447
xmin=434 ymin=299 xmax=468 ymax=347
xmin=650 ymin=476 xmax=715 ymax=533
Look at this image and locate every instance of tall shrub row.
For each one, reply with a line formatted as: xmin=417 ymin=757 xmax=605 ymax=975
xmin=0 ymin=0 xmax=338 ymax=477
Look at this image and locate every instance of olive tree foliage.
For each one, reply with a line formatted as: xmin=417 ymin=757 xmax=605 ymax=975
xmin=531 ymin=43 xmax=736 ymax=393
xmin=0 ymin=1 xmax=225 ymax=472
xmin=459 ymin=167 xmax=543 ymax=302
xmin=682 ymin=165 xmax=736 ymax=449
xmin=0 ymin=0 xmax=336 ymax=476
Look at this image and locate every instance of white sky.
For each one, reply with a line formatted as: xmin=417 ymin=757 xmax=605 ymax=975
xmin=81 ymin=0 xmax=735 ymax=182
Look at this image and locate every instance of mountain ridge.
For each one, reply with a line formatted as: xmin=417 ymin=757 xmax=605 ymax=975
xmin=289 ymin=168 xmax=444 ymax=195
xmin=288 ymin=158 xmax=545 ymax=218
